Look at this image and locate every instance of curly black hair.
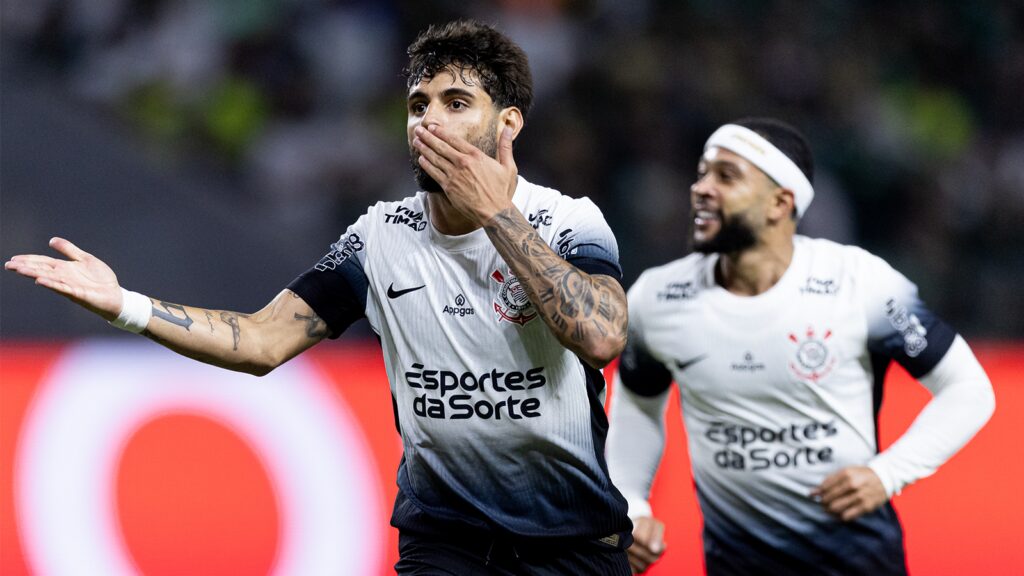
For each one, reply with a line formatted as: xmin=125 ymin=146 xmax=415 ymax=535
xmin=405 ymin=20 xmax=533 ymax=117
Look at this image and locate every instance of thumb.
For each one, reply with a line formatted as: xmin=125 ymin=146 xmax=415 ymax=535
xmin=650 ymin=521 xmax=665 ymax=553
xmin=50 ymin=237 xmax=89 ymax=261
xmin=498 ymin=125 xmax=516 ymax=169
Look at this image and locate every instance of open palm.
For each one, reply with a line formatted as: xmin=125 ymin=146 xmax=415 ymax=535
xmin=5 ymin=237 xmax=123 ymax=320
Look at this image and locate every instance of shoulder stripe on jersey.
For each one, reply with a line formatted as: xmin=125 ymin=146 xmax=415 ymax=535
xmin=618 ymin=336 xmax=673 ymax=397
xmin=568 ymin=256 xmax=623 ymax=282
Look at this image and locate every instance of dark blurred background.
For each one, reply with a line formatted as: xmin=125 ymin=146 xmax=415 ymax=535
xmin=3 ymin=0 xmax=1022 ymax=339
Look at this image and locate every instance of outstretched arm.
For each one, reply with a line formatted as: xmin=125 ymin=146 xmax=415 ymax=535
xmin=6 ymin=237 xmax=327 ymax=375
xmin=413 ymin=124 xmax=627 ymax=368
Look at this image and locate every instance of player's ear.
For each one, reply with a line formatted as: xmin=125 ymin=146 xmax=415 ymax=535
xmin=498 ymin=107 xmax=524 ymax=141
xmin=769 ymin=187 xmax=797 ymax=224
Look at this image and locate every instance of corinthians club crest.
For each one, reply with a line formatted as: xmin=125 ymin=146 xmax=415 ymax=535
xmin=788 ymin=326 xmax=837 ymax=382
xmin=490 ymin=269 xmax=538 ymax=326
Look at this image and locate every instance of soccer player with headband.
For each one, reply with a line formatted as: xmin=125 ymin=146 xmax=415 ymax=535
xmin=608 ymin=117 xmax=994 ymax=575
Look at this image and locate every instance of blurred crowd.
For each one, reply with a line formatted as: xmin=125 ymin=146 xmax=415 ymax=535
xmin=3 ymin=0 xmax=1023 ymax=336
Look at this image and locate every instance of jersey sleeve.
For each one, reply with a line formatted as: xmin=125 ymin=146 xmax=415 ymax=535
xmin=286 ymin=216 xmax=371 ymax=339
xmin=618 ymin=273 xmax=674 ymax=397
xmin=861 ymin=251 xmax=956 ymax=378
xmin=549 ymin=197 xmax=623 ymax=280
xmin=607 ymin=271 xmax=673 ymax=518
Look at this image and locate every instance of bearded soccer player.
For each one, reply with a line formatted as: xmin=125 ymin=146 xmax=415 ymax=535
xmin=7 ymin=20 xmax=635 ymax=575
xmin=605 ymin=118 xmax=995 ymax=575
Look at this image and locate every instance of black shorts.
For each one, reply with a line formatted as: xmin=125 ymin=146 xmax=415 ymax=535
xmin=395 ymin=528 xmax=632 ymax=576
xmin=391 ymin=492 xmax=631 ymax=576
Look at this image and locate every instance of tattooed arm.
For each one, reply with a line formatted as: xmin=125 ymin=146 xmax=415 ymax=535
xmin=5 ymin=237 xmax=327 ymax=375
xmin=484 ymin=209 xmax=627 ymax=368
xmin=413 ymin=123 xmax=627 ymax=367
xmin=141 ymin=289 xmax=327 ymax=375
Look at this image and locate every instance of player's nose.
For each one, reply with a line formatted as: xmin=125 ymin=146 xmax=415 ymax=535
xmin=421 ymin=102 xmax=444 ymax=130
xmin=691 ymin=177 xmax=713 ymax=197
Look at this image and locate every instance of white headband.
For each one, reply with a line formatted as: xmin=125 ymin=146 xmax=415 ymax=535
xmin=703 ymin=124 xmax=814 ymax=217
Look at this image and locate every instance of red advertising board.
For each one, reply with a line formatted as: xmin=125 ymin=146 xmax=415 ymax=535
xmin=1 ymin=341 xmax=1021 ymax=575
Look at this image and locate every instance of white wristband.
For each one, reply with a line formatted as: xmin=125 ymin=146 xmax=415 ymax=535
xmin=110 ymin=288 xmax=152 ymax=333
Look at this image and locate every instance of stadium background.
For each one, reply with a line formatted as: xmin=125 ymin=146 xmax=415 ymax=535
xmin=2 ymin=1 xmax=1022 ymax=574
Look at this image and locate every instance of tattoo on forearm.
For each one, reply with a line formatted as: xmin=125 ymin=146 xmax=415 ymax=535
xmin=220 ymin=312 xmax=242 ymax=351
xmin=204 ymin=310 xmax=215 ymax=333
xmin=152 ymin=301 xmax=194 ymax=331
xmin=294 ymin=312 xmax=330 ymax=339
xmin=572 ymin=321 xmax=586 ymax=344
xmin=483 ymin=207 xmax=628 ymax=358
xmin=142 ymin=329 xmax=220 ymax=365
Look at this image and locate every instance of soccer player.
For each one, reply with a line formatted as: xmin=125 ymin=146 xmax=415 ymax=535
xmin=6 ymin=20 xmax=634 ymax=575
xmin=605 ymin=118 xmax=995 ymax=575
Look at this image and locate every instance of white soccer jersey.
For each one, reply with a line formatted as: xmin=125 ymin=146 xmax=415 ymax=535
xmin=288 ymin=177 xmax=631 ymax=538
xmin=608 ymin=235 xmax=959 ymax=574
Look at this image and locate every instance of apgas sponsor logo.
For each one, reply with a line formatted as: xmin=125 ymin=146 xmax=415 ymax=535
xmin=404 ymin=363 xmax=546 ymax=420
xmin=384 ymin=206 xmax=427 ymax=231
xmin=315 ymin=233 xmax=364 ymax=271
xmin=731 ymin=352 xmax=765 ymax=372
xmin=705 ymin=420 xmax=838 ymax=471
xmin=658 ymin=281 xmax=697 ymax=301
xmin=442 ymin=293 xmax=475 ymax=317
xmin=885 ymin=298 xmax=928 ymax=357
xmin=528 ymin=209 xmax=552 ymax=229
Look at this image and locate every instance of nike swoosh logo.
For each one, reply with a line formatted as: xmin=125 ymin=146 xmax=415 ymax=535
xmin=387 ymin=283 xmax=426 ymax=299
xmin=675 ymin=354 xmax=708 ymax=371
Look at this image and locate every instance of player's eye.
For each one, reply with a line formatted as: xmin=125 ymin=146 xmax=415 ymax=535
xmin=409 ymin=102 xmax=427 ymax=115
xmin=450 ymin=100 xmax=467 ymax=110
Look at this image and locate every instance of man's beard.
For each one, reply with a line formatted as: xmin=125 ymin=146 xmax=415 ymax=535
xmin=410 ymin=125 xmax=498 ymax=193
xmin=693 ymin=211 xmax=758 ymax=255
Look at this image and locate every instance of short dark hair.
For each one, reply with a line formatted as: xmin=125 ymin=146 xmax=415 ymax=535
xmin=733 ymin=117 xmax=814 ymax=185
xmin=405 ymin=20 xmax=534 ymax=117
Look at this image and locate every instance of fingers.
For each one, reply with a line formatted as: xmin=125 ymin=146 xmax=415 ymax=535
xmin=497 ymin=125 xmax=516 ymax=169
xmin=414 ymin=125 xmax=463 ymax=167
xmin=628 ymin=517 xmax=666 ymax=573
xmin=627 ymin=549 xmax=648 ymax=574
xmin=634 ymin=518 xmax=665 ymax=555
xmin=812 ymin=467 xmax=887 ymax=522
xmin=7 ymin=260 xmax=75 ymax=297
xmin=7 ymin=254 xmax=62 ymax=268
xmin=49 ymin=237 xmax=89 ymax=262
xmin=423 ymin=124 xmax=478 ymax=155
xmin=824 ymin=491 xmax=860 ymax=517
xmin=5 ymin=257 xmax=59 ymax=279
xmin=627 ymin=545 xmax=663 ymax=574
xmin=416 ymin=153 xmax=449 ymax=187
xmin=5 ymin=255 xmax=53 ymax=272
xmin=811 ymin=469 xmax=851 ymax=503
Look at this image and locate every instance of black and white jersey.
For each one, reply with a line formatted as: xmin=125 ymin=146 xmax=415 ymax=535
xmin=288 ymin=177 xmax=631 ymax=538
xmin=609 ymin=236 xmax=959 ymax=573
